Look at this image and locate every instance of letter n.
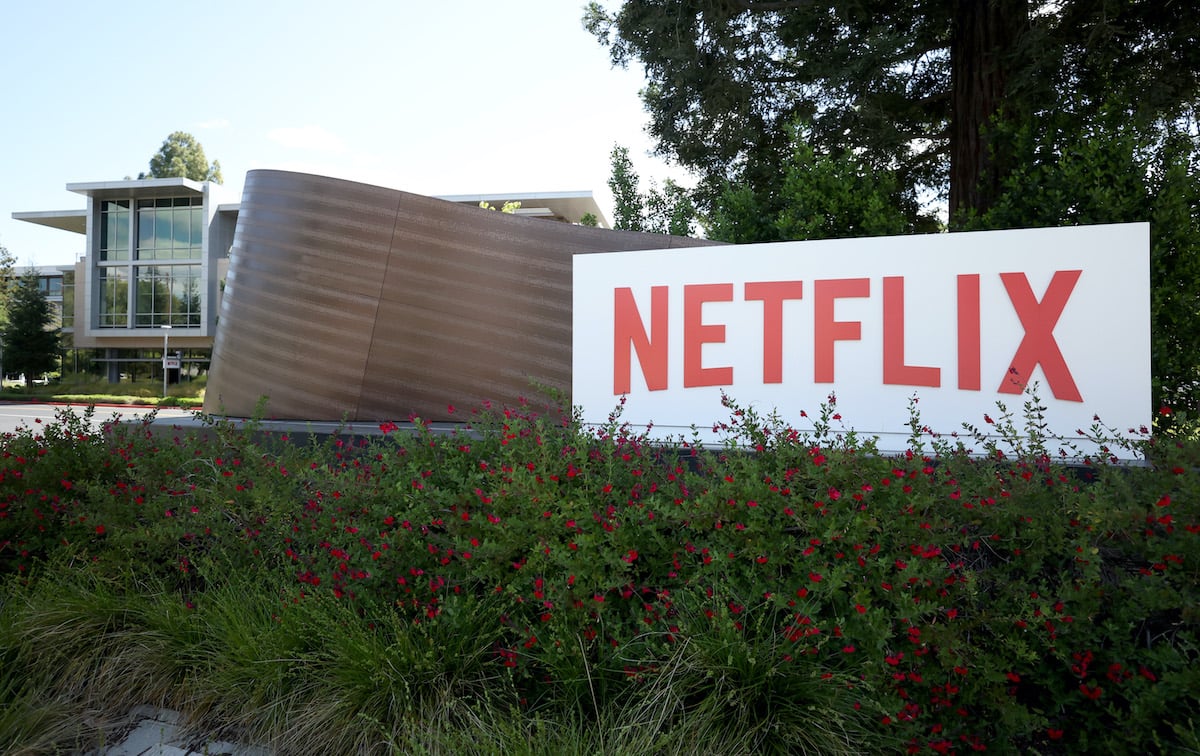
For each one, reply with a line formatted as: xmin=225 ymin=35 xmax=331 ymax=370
xmin=613 ymin=286 xmax=668 ymax=394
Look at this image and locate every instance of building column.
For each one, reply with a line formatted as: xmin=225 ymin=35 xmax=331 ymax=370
xmin=105 ymin=348 xmax=120 ymax=383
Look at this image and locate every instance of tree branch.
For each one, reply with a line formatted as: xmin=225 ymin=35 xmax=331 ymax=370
xmin=737 ymin=1 xmax=815 ymax=11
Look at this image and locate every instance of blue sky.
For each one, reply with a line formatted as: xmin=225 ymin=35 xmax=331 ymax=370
xmin=1 ymin=1 xmax=684 ymax=266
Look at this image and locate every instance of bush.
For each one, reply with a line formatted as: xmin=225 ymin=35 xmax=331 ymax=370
xmin=0 ymin=397 xmax=1196 ymax=754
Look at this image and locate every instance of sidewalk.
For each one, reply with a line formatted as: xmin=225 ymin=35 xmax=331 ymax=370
xmin=91 ymin=707 xmax=269 ymax=756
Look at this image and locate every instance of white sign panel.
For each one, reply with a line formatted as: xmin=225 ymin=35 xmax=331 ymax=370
xmin=573 ymin=224 xmax=1151 ymax=457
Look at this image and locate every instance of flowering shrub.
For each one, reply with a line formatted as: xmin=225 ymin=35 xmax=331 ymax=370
xmin=0 ymin=395 xmax=1197 ymax=753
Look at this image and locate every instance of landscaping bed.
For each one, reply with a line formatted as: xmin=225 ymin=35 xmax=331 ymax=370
xmin=1 ymin=398 xmax=1196 ymax=754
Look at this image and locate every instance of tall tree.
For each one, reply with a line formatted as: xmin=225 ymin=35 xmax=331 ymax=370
xmin=607 ymin=145 xmax=697 ymax=236
xmin=2 ymin=270 xmax=59 ymax=383
xmin=139 ymin=131 xmax=223 ymax=183
xmin=584 ymin=1 xmax=1200 ymax=223
xmin=705 ymin=129 xmax=938 ymax=243
xmin=964 ymin=101 xmax=1200 ymax=416
xmin=0 ymin=243 xmax=14 ymax=381
xmin=0 ymin=243 xmax=15 ymax=327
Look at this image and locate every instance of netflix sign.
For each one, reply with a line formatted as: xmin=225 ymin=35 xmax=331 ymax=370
xmin=573 ymin=224 xmax=1150 ymax=457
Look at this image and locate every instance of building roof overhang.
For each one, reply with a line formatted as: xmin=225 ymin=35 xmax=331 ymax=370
xmin=436 ymin=191 xmax=609 ymax=227
xmin=13 ymin=181 xmax=610 ymax=237
xmin=67 ymin=177 xmax=206 ymax=200
xmin=10 ymin=209 xmax=87 ymax=234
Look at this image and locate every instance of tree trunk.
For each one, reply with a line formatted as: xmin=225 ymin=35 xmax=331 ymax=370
xmin=949 ymin=0 xmax=1026 ymax=224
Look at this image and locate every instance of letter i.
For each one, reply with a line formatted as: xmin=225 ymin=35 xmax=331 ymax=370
xmin=957 ymin=274 xmax=980 ymax=390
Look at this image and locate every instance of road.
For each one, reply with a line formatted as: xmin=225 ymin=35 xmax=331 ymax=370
xmin=0 ymin=402 xmax=196 ymax=438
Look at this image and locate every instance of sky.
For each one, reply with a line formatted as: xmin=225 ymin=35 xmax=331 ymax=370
xmin=0 ymin=0 xmax=688 ymax=267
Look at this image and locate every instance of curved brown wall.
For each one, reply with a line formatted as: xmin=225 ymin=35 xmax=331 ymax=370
xmin=204 ymin=170 xmax=716 ymax=421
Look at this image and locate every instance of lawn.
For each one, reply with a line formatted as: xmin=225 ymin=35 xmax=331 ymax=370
xmin=0 ymin=374 xmax=205 ymax=408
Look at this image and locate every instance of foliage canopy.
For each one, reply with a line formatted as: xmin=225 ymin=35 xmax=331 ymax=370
xmin=140 ymin=131 xmax=223 ymax=184
xmin=585 ymin=0 xmax=1200 ymax=222
xmin=590 ymin=1 xmax=1200 ymax=416
xmin=0 ymin=243 xmax=15 ymax=328
xmin=2 ymin=269 xmax=59 ymax=381
xmin=607 ymin=145 xmax=696 ymax=236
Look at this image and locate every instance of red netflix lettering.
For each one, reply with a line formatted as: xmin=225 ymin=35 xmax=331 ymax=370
xmin=684 ymin=284 xmax=734 ymax=387
xmin=613 ymin=286 xmax=668 ymax=394
xmin=999 ymin=270 xmax=1083 ymax=401
xmin=883 ymin=276 xmax=940 ymax=387
xmin=608 ymin=270 xmax=1084 ymax=402
xmin=957 ymin=274 xmax=981 ymax=390
xmin=745 ymin=280 xmax=805 ymax=383
xmin=814 ymin=278 xmax=870 ymax=383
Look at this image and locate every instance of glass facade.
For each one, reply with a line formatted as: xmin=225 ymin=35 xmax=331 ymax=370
xmin=61 ymin=270 xmax=74 ymax=330
xmin=136 ymin=198 xmax=203 ymax=261
xmin=99 ymin=201 xmax=130 ymax=261
xmin=35 ymin=275 xmax=63 ymax=297
xmin=98 ymin=268 xmax=129 ymax=327
xmin=96 ymin=195 xmax=203 ymax=329
xmin=134 ymin=265 xmax=201 ymax=326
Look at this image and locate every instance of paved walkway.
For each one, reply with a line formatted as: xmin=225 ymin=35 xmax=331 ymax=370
xmin=0 ymin=402 xmax=194 ymax=437
xmin=91 ymin=707 xmax=269 ymax=756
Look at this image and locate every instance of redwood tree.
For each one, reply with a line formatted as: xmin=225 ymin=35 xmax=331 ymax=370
xmin=585 ymin=0 xmax=1200 ymax=224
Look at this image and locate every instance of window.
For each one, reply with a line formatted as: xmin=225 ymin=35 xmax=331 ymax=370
xmin=134 ymin=265 xmax=201 ymax=326
xmin=35 ymin=276 xmax=62 ymax=296
xmin=137 ymin=197 xmax=202 ymax=260
xmin=95 ymin=195 xmax=204 ymax=330
xmin=98 ymin=268 xmax=129 ymax=327
xmin=99 ymin=201 xmax=130 ymax=261
xmin=61 ymin=271 xmax=74 ymax=330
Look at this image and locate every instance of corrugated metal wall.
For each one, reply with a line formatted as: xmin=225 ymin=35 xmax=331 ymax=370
xmin=204 ymin=170 xmax=716 ymax=420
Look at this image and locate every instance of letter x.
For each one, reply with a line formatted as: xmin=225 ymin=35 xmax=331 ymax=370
xmin=998 ymin=270 xmax=1083 ymax=402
